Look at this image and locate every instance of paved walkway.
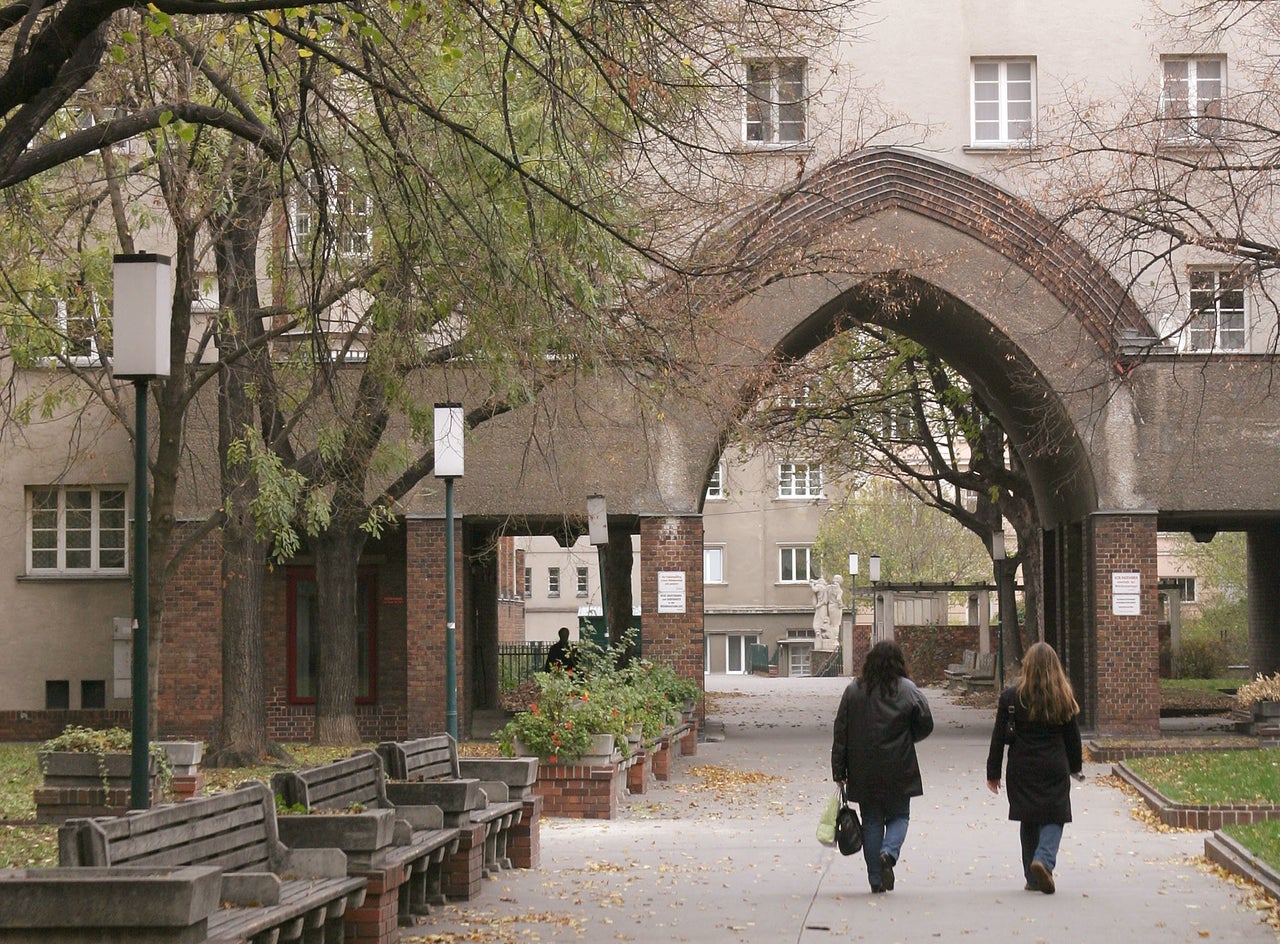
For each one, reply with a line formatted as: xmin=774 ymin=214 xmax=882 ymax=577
xmin=408 ymin=676 xmax=1277 ymax=943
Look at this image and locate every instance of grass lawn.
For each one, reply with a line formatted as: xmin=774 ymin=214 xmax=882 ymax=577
xmin=1161 ymin=677 xmax=1241 ymax=695
xmin=1223 ymin=820 xmax=1280 ymax=873
xmin=1126 ymin=748 xmax=1280 ymax=805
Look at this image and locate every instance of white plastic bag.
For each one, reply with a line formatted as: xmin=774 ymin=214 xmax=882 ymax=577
xmin=816 ymin=790 xmax=840 ymax=846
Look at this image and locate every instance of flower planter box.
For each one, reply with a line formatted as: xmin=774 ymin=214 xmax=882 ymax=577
xmin=1254 ymin=701 xmax=1280 ymax=720
xmin=35 ymin=751 xmax=161 ymax=823
xmin=0 ymin=865 xmax=223 ymax=941
xmin=275 ymin=808 xmax=396 ymax=856
xmin=38 ymin=751 xmax=144 ymax=787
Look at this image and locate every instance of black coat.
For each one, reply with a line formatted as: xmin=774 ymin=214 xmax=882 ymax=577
xmin=986 ymin=685 xmax=1083 ymax=824
xmin=831 ymin=677 xmax=933 ymax=803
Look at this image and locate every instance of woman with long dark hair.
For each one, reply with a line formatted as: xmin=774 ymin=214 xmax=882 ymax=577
xmin=986 ymin=641 xmax=1083 ymax=894
xmin=831 ymin=639 xmax=934 ymax=893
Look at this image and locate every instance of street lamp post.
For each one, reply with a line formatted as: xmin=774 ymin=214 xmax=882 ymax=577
xmin=991 ymin=530 xmax=1009 ymax=690
xmin=587 ymin=495 xmax=609 ymax=646
xmin=848 ymin=553 xmax=858 ymax=641
xmin=868 ymin=553 xmax=881 ymax=642
xmin=112 ymin=253 xmax=172 ymax=811
xmin=434 ymin=404 xmax=465 ymax=741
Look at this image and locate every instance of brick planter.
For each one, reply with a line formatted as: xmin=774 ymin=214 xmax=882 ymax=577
xmin=532 ymin=759 xmax=626 ymax=819
xmin=1114 ymin=762 xmax=1280 ymax=829
xmin=34 ymin=752 xmax=160 ymax=824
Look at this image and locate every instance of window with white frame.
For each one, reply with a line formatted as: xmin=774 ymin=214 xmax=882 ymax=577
xmin=523 ymin=567 xmax=532 ymax=598
xmin=971 ymin=59 xmax=1035 ymax=146
xmin=24 ymin=286 xmax=104 ymax=366
xmin=28 ymin=485 xmax=127 ymax=574
xmin=778 ymin=462 xmax=823 ymax=498
xmin=743 ymin=59 xmax=806 ymax=144
xmin=1187 ymin=269 xmax=1245 ymax=350
xmin=779 ymin=545 xmax=817 ymax=583
xmin=706 ymin=464 xmax=725 ymax=500
xmin=576 ymin=566 xmax=589 ymax=597
xmin=1164 ymin=576 xmax=1197 ymax=603
xmin=290 ymin=169 xmax=373 ymax=258
xmin=1161 ymin=56 xmax=1224 ymax=140
xmin=704 ymin=546 xmax=725 ymax=584
xmin=547 ymin=567 xmax=560 ymax=597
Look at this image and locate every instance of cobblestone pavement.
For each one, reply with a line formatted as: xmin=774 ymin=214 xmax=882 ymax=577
xmin=407 ymin=675 xmax=1278 ymax=943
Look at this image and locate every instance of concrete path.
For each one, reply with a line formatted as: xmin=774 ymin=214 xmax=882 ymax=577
xmin=407 ymin=676 xmax=1277 ymax=943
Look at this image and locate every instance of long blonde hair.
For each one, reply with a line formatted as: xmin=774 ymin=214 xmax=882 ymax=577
xmin=1016 ymin=642 xmax=1079 ymax=724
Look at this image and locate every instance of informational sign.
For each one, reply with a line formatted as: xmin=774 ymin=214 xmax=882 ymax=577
xmin=657 ymin=571 xmax=686 ymax=614
xmin=1111 ymin=572 xmax=1141 ymax=616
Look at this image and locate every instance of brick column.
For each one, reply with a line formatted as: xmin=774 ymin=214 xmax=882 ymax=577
xmin=157 ymin=523 xmax=222 ymax=738
xmin=1090 ymin=512 xmax=1160 ymax=735
xmin=639 ymin=515 xmax=704 ymax=685
xmin=406 ymin=517 xmax=463 ymax=735
xmin=1247 ymin=524 xmax=1280 ymax=677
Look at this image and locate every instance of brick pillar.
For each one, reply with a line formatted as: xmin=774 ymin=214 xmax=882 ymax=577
xmin=157 ymin=523 xmax=222 ymax=738
xmin=508 ymin=795 xmax=542 ymax=869
xmin=344 ymin=862 xmax=407 ymax=944
xmin=1247 ymin=524 xmax=1280 ymax=677
xmin=639 ymin=516 xmax=704 ymax=686
xmin=1090 ymin=512 xmax=1159 ymax=735
xmin=443 ymin=822 xmax=489 ymax=900
xmin=406 ymin=517 xmax=463 ymax=735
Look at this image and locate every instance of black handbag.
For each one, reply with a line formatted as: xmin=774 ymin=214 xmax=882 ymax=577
xmin=1004 ymin=701 xmax=1017 ymax=744
xmin=835 ymin=800 xmax=863 ymax=855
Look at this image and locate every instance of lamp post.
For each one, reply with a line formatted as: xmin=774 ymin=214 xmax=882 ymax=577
xmin=848 ymin=553 xmax=858 ymax=640
xmin=112 ymin=253 xmax=172 ymax=811
xmin=434 ymin=404 xmax=464 ymax=741
xmin=868 ymin=553 xmax=881 ymax=642
xmin=587 ymin=495 xmax=609 ymax=646
xmin=991 ymin=530 xmax=1008 ymax=690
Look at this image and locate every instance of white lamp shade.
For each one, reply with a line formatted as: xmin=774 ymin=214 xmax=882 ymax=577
xmin=587 ymin=494 xmax=609 ymax=545
xmin=112 ymin=253 xmax=172 ymax=378
xmin=991 ymin=530 xmax=1006 ymax=561
xmin=434 ymin=403 xmax=465 ymax=477
xmin=848 ymin=553 xmax=858 ymax=576
xmin=868 ymin=554 xmax=881 ymax=582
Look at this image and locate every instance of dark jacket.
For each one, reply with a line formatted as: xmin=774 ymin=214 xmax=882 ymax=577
xmin=831 ymin=677 xmax=934 ymax=803
xmin=986 ymin=685 xmax=1083 ymax=824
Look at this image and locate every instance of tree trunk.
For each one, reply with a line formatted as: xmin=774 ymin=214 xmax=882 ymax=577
xmin=313 ymin=517 xmax=366 ymax=745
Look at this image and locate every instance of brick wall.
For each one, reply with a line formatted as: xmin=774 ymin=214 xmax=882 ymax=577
xmin=405 ymin=518 xmax=462 ymax=735
xmin=846 ymin=625 xmax=980 ymax=684
xmin=0 ymin=709 xmax=130 ymax=742
xmin=157 ymin=523 xmax=222 ymax=740
xmin=1091 ymin=513 xmax=1160 ymax=735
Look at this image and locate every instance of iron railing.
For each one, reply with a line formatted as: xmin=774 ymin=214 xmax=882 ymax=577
xmin=499 ymin=642 xmax=551 ymax=690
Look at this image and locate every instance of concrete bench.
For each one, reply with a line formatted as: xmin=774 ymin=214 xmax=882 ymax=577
xmin=962 ymin=652 xmax=998 ymax=690
xmin=270 ymin=750 xmax=461 ymax=919
xmin=944 ymin=649 xmax=977 ymax=687
xmin=57 ymin=782 xmax=366 ymax=944
xmin=377 ymin=735 xmax=525 ymax=876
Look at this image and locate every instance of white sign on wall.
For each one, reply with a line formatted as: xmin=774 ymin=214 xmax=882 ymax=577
xmin=1112 ymin=572 xmax=1141 ymax=616
xmin=657 ymin=571 xmax=686 ymax=614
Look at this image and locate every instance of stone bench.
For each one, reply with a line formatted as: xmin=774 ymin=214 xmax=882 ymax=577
xmin=961 ymin=652 xmax=998 ymax=690
xmin=270 ymin=750 xmax=461 ymax=921
xmin=57 ymin=782 xmax=366 ymax=944
xmin=377 ymin=735 xmax=526 ymax=878
xmin=944 ymin=649 xmax=977 ymax=687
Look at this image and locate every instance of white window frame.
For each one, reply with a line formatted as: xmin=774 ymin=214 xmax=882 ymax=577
xmin=742 ymin=58 xmax=807 ymax=145
xmin=523 ymin=567 xmax=532 ymax=598
xmin=1185 ymin=268 xmax=1246 ymax=351
xmin=726 ymin=633 xmax=760 ymax=675
xmin=777 ymin=462 xmax=823 ymax=499
xmin=705 ymin=463 xmax=725 ymax=500
xmin=779 ymin=545 xmax=817 ymax=583
xmin=970 ymin=58 xmax=1036 ymax=147
xmin=704 ymin=546 xmax=725 ymax=584
xmin=576 ymin=566 xmax=589 ymax=597
xmin=1165 ymin=576 xmax=1197 ymax=603
xmin=290 ymin=167 xmax=374 ymax=259
xmin=1160 ymin=56 xmax=1225 ymax=141
xmin=27 ymin=485 xmax=128 ymax=574
xmin=547 ymin=566 xmax=560 ymax=598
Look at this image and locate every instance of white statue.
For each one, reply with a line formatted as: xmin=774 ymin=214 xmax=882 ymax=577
xmin=811 ymin=577 xmax=830 ymax=631
xmin=812 ymin=574 xmax=844 ymax=636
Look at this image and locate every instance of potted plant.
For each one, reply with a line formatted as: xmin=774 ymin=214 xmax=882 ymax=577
xmin=496 ymin=668 xmax=594 ymax=762
xmin=1236 ymin=671 xmax=1280 ymax=720
xmin=37 ymin=724 xmax=173 ymax=799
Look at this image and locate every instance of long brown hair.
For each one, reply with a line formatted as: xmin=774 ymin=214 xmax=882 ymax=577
xmin=1016 ymin=642 xmax=1079 ymax=724
xmin=862 ymin=640 xmax=909 ymax=699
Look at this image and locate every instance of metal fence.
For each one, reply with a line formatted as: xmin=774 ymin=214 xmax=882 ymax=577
xmin=499 ymin=642 xmax=551 ymax=691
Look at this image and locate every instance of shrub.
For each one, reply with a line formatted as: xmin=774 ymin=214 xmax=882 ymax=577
xmin=1176 ymin=636 xmax=1222 ymax=679
xmin=1236 ymin=672 xmax=1280 ymax=708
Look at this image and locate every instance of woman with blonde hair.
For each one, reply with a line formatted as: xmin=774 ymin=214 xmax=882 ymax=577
xmin=986 ymin=642 xmax=1083 ymax=894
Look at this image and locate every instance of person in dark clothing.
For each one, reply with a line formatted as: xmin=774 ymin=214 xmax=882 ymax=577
xmin=986 ymin=641 xmax=1083 ymax=895
xmin=544 ymin=626 xmax=577 ymax=672
xmin=831 ymin=640 xmax=934 ymax=893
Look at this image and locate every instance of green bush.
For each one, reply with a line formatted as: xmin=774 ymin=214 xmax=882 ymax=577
xmin=1176 ymin=636 xmax=1222 ymax=679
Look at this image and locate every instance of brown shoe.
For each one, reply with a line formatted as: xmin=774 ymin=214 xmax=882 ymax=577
xmin=1030 ymin=860 xmax=1055 ymax=895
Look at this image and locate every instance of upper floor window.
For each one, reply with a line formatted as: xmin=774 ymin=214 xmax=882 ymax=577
xmin=523 ymin=567 xmax=533 ymax=598
xmin=778 ymin=462 xmax=823 ymax=499
xmin=743 ymin=59 xmax=806 ymax=145
xmin=706 ymin=464 xmax=725 ymax=500
xmin=971 ymin=59 xmax=1035 ymax=147
xmin=576 ymin=566 xmax=589 ymax=597
xmin=779 ymin=545 xmax=817 ymax=583
xmin=1163 ymin=576 xmax=1197 ymax=603
xmin=1186 ymin=269 xmax=1245 ymax=351
xmin=291 ymin=168 xmax=373 ymax=259
xmin=27 ymin=485 xmax=126 ymax=574
xmin=547 ymin=566 xmax=561 ymax=598
xmin=1161 ymin=56 xmax=1224 ymax=141
xmin=704 ymin=546 xmax=725 ymax=584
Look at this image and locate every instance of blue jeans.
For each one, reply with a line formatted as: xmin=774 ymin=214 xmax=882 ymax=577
xmin=1019 ymin=822 xmax=1064 ymax=882
xmin=859 ymin=797 xmax=911 ymax=888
